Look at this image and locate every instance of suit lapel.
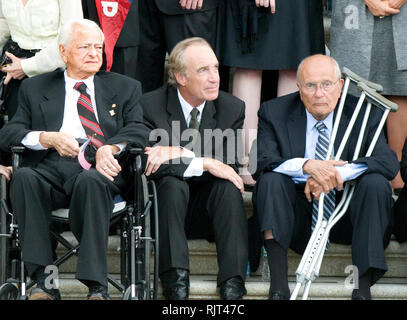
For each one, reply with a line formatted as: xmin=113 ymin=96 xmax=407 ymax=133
xmin=288 ymin=101 xmax=307 ymax=158
xmin=94 ymin=74 xmax=118 ymax=139
xmin=167 ymin=87 xmax=188 ymax=146
xmin=39 ymin=72 xmax=65 ymax=131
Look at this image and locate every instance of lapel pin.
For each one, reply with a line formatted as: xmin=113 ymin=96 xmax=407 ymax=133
xmin=112 ymin=103 xmax=117 ymax=108
xmin=109 ymin=109 xmax=116 ymax=116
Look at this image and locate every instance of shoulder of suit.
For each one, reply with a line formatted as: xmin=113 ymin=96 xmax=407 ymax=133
xmin=215 ymin=90 xmax=245 ymax=112
xmin=20 ymin=70 xmax=64 ymax=90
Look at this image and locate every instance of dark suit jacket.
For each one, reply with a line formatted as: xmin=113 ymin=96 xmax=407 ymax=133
xmin=82 ymin=0 xmax=139 ymax=48
xmin=0 ymin=70 xmax=149 ymax=167
xmin=253 ymin=92 xmax=399 ymax=181
xmin=155 ymin=0 xmax=219 ymax=15
xmin=139 ymin=84 xmax=245 ymax=179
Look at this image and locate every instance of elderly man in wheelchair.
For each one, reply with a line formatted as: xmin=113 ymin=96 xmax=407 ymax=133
xmin=0 ymin=19 xmax=151 ymax=300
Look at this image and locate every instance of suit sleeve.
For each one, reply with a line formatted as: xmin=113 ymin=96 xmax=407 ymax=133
xmin=252 ymin=102 xmax=291 ymax=180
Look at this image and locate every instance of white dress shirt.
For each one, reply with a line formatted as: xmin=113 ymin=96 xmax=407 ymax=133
xmin=274 ymin=109 xmax=368 ymax=183
xmin=177 ymin=89 xmax=206 ymax=178
xmin=0 ymin=0 xmax=83 ymax=77
xmin=22 ymin=71 xmax=125 ymax=153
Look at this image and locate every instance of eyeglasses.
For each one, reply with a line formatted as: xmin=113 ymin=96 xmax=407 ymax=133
xmin=301 ymin=79 xmax=340 ymax=93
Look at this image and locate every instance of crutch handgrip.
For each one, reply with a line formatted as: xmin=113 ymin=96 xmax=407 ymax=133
xmin=357 ymin=82 xmax=399 ymax=112
xmin=342 ymin=67 xmax=383 ymax=92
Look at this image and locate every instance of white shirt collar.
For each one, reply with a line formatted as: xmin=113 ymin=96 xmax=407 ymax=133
xmin=305 ymin=108 xmax=334 ymax=136
xmin=177 ymin=89 xmax=206 ymax=123
xmin=64 ymin=71 xmax=95 ymax=95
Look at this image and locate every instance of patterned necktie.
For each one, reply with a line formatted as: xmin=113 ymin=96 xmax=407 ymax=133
xmin=74 ymin=82 xmax=105 ymax=148
xmin=189 ymin=108 xmax=200 ymax=131
xmin=312 ymin=122 xmax=336 ymax=234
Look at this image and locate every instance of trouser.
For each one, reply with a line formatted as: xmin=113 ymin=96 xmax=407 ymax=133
xmin=254 ymin=172 xmax=393 ymax=285
xmin=10 ymin=152 xmax=124 ymax=287
xmin=136 ymin=0 xmax=229 ymax=93
xmin=155 ymin=175 xmax=248 ymax=285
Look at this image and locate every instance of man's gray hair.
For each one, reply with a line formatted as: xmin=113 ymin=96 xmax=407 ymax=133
xmin=167 ymin=37 xmax=213 ymax=87
xmin=296 ymin=54 xmax=342 ymax=82
xmin=58 ymin=19 xmax=105 ymax=47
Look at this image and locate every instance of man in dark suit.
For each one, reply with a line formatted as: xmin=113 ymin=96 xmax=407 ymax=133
xmin=82 ymin=0 xmax=139 ymax=78
xmin=253 ymin=54 xmax=399 ymax=300
xmin=0 ymin=19 xmax=148 ymax=300
xmin=139 ymin=37 xmax=248 ymax=300
xmin=136 ymin=0 xmax=224 ymax=93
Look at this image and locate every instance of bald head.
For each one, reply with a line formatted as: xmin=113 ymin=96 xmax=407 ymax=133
xmin=296 ymin=55 xmax=344 ymax=121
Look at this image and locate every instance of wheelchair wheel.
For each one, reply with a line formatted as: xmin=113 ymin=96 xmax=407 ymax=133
xmin=0 ymin=283 xmax=18 ymax=300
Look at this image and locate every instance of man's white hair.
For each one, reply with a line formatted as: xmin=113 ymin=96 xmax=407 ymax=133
xmin=58 ymin=18 xmax=105 ymax=47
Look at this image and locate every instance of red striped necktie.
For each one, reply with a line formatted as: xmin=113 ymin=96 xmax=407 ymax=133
xmin=74 ymin=82 xmax=105 ymax=148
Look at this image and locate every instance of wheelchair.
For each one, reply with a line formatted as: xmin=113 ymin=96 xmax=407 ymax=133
xmin=0 ymin=146 xmax=159 ymax=300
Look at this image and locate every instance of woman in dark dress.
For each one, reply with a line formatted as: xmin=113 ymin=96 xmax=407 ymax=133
xmin=217 ymin=0 xmax=325 ymax=185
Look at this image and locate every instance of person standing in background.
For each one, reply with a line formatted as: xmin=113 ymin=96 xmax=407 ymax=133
xmin=330 ymin=0 xmax=407 ymax=193
xmin=0 ymin=0 xmax=83 ymax=120
xmin=82 ymin=0 xmax=139 ymax=79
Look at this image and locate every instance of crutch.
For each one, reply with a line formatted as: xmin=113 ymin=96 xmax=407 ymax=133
xmin=290 ymin=71 xmax=398 ymax=300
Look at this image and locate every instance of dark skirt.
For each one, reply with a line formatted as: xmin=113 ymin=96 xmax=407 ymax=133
xmin=216 ymin=0 xmax=326 ymax=70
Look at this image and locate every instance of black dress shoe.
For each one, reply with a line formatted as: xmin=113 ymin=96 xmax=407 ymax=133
xmin=160 ymin=268 xmax=190 ymax=300
xmin=87 ymin=284 xmax=110 ymax=300
xmin=219 ymin=276 xmax=247 ymax=300
xmin=268 ymin=290 xmax=289 ymax=300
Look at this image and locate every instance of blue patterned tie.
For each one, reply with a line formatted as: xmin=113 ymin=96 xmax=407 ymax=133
xmin=312 ymin=122 xmax=336 ymax=235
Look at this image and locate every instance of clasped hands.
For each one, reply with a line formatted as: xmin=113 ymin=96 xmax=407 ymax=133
xmin=144 ymin=145 xmax=244 ymax=195
xmin=39 ymin=132 xmax=120 ymax=181
xmin=364 ymin=0 xmax=406 ymax=17
xmin=303 ymin=159 xmax=347 ymax=202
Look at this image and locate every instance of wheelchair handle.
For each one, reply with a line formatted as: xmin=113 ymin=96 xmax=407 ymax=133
xmin=357 ymin=82 xmax=399 ymax=112
xmin=342 ymin=67 xmax=383 ymax=92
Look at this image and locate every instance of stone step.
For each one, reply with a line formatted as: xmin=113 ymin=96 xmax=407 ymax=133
xmin=55 ymin=274 xmax=407 ymax=300
xmin=56 ymin=233 xmax=407 ymax=279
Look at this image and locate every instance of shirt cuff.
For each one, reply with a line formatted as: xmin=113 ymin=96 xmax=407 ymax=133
xmin=181 ymin=147 xmax=195 ymax=158
xmin=184 ymin=157 xmax=204 ymax=177
xmin=21 ymin=131 xmax=47 ymax=150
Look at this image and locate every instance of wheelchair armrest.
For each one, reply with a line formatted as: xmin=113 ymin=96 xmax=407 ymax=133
xmin=128 ymin=147 xmax=144 ymax=155
xmin=11 ymin=146 xmax=25 ymax=171
xmin=128 ymin=147 xmax=144 ymax=177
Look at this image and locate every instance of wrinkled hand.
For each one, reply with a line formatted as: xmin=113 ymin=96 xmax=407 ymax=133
xmin=179 ymin=0 xmax=203 ymax=10
xmin=364 ymin=0 xmax=400 ymax=16
xmin=1 ymin=52 xmax=26 ymax=85
xmin=302 ymin=159 xmax=346 ymax=194
xmin=203 ymin=158 xmax=244 ymax=195
xmin=144 ymin=146 xmax=183 ymax=176
xmin=388 ymin=0 xmax=407 ymax=9
xmin=96 ymin=145 xmax=121 ymax=181
xmin=0 ymin=165 xmax=13 ymax=181
xmin=304 ymin=176 xmax=324 ymax=202
xmin=39 ymin=132 xmax=80 ymax=158
xmin=255 ymin=0 xmax=276 ymax=13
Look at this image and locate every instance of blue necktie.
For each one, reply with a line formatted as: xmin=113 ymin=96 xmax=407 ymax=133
xmin=311 ymin=122 xmax=336 ymax=235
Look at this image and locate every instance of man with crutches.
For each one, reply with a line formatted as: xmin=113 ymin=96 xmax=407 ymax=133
xmin=252 ymin=54 xmax=399 ymax=300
